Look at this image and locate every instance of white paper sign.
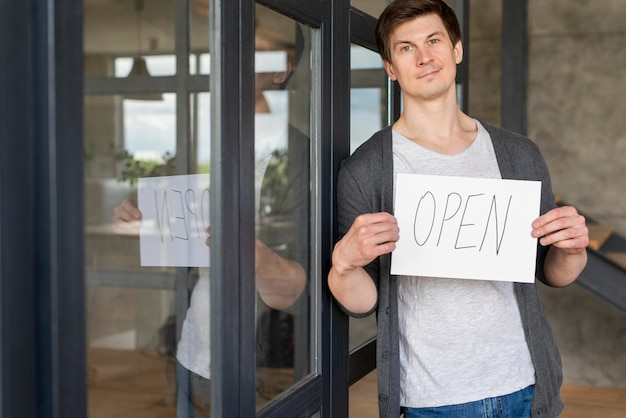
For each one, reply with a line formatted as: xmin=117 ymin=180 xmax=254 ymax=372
xmin=391 ymin=174 xmax=541 ymax=283
xmin=138 ymin=174 xmax=210 ymax=267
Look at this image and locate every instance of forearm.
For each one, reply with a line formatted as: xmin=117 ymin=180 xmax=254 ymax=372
xmin=327 ymin=212 xmax=398 ymax=315
xmin=255 ymin=242 xmax=307 ymax=310
xmin=328 ymin=264 xmax=377 ymax=315
xmin=543 ymin=245 xmax=588 ymax=287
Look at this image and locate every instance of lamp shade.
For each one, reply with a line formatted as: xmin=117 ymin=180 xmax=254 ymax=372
xmin=124 ymin=57 xmax=163 ymax=101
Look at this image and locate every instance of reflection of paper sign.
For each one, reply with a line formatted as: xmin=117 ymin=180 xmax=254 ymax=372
xmin=138 ymin=174 xmax=210 ymax=267
xmin=391 ymin=174 xmax=541 ymax=283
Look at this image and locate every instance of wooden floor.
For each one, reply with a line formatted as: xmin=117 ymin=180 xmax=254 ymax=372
xmin=88 ymin=349 xmax=626 ymax=417
xmin=350 ymin=371 xmax=626 ymax=418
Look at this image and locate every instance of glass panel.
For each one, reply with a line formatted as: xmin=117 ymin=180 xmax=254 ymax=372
xmin=348 ymin=44 xmax=387 ymax=351
xmin=84 ymin=1 xmax=194 ymax=417
xmin=350 ymin=1 xmax=459 ymax=23
xmin=84 ymin=0 xmax=175 ymax=78
xmin=84 ymin=1 xmax=314 ymax=415
xmin=350 ymin=45 xmax=386 ymax=154
xmin=115 ymin=56 xmax=177 ymax=78
xmin=254 ymin=4 xmax=313 ymax=410
xmin=351 ymin=0 xmax=388 ymax=18
xmin=84 ymin=94 xmax=179 ymax=417
xmin=190 ymin=0 xmax=210 ymax=75
xmin=193 ymin=93 xmax=211 ymax=174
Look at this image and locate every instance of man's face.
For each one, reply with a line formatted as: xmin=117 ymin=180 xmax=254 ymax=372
xmin=383 ymin=13 xmax=462 ymax=104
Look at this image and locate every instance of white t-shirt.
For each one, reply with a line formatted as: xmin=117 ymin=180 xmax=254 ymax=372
xmin=392 ymin=120 xmax=536 ymax=407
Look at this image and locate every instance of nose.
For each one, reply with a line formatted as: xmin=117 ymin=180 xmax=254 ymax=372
xmin=415 ymin=47 xmax=433 ymax=66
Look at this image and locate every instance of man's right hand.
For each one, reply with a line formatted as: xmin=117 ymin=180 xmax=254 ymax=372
xmin=332 ymin=212 xmax=399 ymax=275
xmin=112 ymin=199 xmax=143 ymax=239
xmin=327 ymin=212 xmax=399 ymax=314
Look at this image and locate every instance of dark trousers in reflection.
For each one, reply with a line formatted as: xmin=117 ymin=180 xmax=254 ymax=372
xmin=176 ymin=361 xmax=211 ymax=418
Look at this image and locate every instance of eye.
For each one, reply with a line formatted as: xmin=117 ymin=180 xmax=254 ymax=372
xmin=400 ymin=45 xmax=411 ymax=52
xmin=428 ymin=38 xmax=440 ymax=45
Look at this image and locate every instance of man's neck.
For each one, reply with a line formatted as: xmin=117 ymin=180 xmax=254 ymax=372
xmin=392 ymin=96 xmax=477 ymax=155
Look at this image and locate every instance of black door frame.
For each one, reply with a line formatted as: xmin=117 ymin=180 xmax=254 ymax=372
xmin=209 ymin=0 xmax=349 ymax=416
xmin=1 ymin=1 xmax=86 ymax=417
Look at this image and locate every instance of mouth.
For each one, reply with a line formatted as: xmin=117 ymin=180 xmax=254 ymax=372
xmin=417 ymin=68 xmax=441 ymax=79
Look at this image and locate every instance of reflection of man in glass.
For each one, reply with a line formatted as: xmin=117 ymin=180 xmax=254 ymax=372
xmin=112 ymin=20 xmax=308 ymax=418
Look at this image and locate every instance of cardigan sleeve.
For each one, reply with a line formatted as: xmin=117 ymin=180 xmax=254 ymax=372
xmin=333 ymin=160 xmax=380 ymax=318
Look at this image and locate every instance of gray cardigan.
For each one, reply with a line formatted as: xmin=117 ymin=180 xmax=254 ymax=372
xmin=335 ymin=122 xmax=564 ymax=418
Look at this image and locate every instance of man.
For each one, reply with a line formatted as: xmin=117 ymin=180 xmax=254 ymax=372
xmin=327 ymin=1 xmax=589 ymax=417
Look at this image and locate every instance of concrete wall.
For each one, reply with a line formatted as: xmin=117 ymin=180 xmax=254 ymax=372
xmin=528 ymin=0 xmax=626 ymax=235
xmin=538 ymin=284 xmax=625 ymax=388
xmin=467 ymin=0 xmax=626 ymax=388
xmin=469 ymin=0 xmax=626 ymax=235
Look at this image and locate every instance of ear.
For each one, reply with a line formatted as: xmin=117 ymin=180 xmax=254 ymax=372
xmin=454 ymin=41 xmax=463 ymax=64
xmin=273 ymin=62 xmax=294 ymax=85
xmin=383 ymin=60 xmax=397 ymax=81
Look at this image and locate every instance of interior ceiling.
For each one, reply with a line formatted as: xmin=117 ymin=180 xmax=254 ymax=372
xmin=84 ymin=0 xmax=178 ymax=55
xmin=84 ymin=0 xmax=387 ymax=56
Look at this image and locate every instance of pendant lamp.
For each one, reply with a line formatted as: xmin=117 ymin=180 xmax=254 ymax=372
xmin=125 ymin=0 xmax=162 ymax=101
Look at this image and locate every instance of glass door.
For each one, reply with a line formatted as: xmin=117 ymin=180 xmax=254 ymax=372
xmin=83 ymin=1 xmax=339 ymax=417
xmin=209 ymin=1 xmax=337 ymax=415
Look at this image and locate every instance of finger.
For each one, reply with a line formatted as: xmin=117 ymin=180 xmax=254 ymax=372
xmin=113 ymin=204 xmax=142 ymax=225
xmin=354 ymin=212 xmax=398 ymax=227
xmin=334 ymin=236 xmax=392 ymax=270
xmin=354 ymin=221 xmax=399 ymax=243
xmin=533 ymin=206 xmax=578 ymax=229
xmin=533 ymin=212 xmax=586 ymax=239
xmin=533 ymin=216 xmax=581 ymax=239
xmin=121 ymin=199 xmax=142 ymax=219
xmin=113 ymin=206 xmax=133 ymax=222
xmin=341 ymin=227 xmax=399 ymax=267
xmin=552 ymin=239 xmax=589 ymax=252
xmin=374 ymin=240 xmax=397 ymax=255
xmin=547 ymin=235 xmax=589 ymax=253
xmin=538 ymin=224 xmax=589 ymax=248
xmin=352 ymin=213 xmax=399 ymax=241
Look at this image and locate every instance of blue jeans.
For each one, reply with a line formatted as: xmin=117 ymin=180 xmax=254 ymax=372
xmin=402 ymin=385 xmax=534 ymax=418
xmin=176 ymin=360 xmax=211 ymax=418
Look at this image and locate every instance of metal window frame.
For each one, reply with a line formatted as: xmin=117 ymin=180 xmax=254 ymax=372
xmin=455 ymin=0 xmax=470 ymax=113
xmin=1 ymin=1 xmax=86 ymax=418
xmin=210 ymin=0 xmax=350 ymax=416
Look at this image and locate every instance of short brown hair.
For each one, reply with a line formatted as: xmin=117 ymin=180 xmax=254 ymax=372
xmin=375 ymin=0 xmax=462 ymax=63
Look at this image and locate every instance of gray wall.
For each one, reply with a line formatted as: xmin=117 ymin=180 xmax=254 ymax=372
xmin=469 ymin=0 xmax=626 ymax=235
xmin=538 ymin=284 xmax=625 ymax=387
xmin=467 ymin=0 xmax=626 ymax=388
xmin=528 ymin=0 xmax=626 ymax=235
